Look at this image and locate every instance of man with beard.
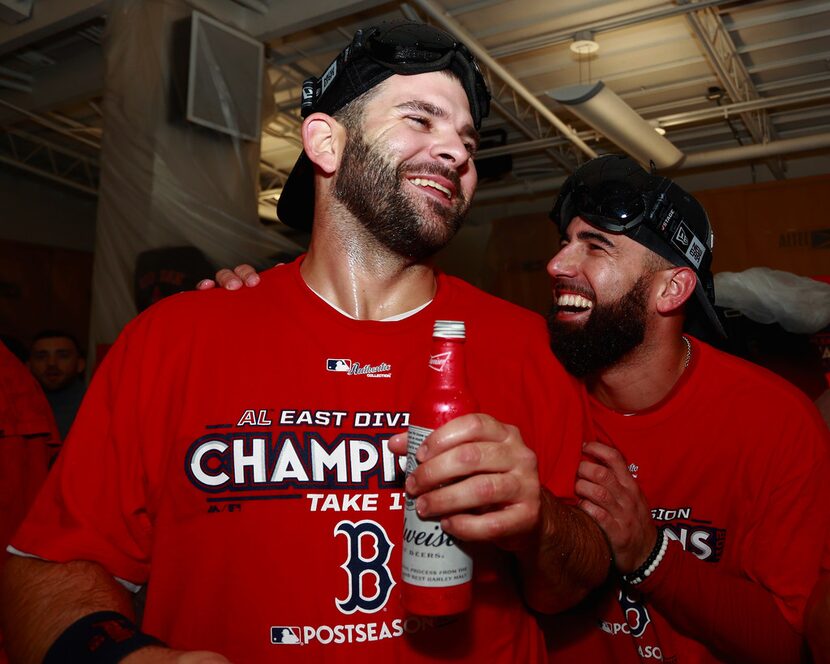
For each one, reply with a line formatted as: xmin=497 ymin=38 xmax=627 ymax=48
xmin=544 ymin=155 xmax=830 ymax=663
xmin=1 ymin=21 xmax=609 ymax=664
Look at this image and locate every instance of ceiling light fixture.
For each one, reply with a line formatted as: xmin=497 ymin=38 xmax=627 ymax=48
xmin=570 ymin=31 xmax=599 ymax=56
xmin=548 ymin=81 xmax=685 ymax=169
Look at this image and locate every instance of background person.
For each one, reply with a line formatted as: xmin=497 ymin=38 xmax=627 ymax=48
xmin=1 ymin=21 xmax=609 ymax=664
xmin=0 ymin=340 xmax=59 ymax=663
xmin=544 ymin=154 xmax=830 ymax=663
xmin=28 ymin=330 xmax=87 ymax=440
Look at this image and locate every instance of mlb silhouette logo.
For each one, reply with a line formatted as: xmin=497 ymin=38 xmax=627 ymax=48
xmin=327 ymin=358 xmax=351 ymax=372
xmin=271 ymin=626 xmax=303 ymax=645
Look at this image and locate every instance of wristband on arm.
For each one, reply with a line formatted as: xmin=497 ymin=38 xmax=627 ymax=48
xmin=43 ymin=611 xmax=166 ymax=664
xmin=621 ymin=527 xmax=669 ymax=586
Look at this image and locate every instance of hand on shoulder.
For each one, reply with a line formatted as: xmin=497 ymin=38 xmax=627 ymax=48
xmin=196 ymin=265 xmax=261 ymax=291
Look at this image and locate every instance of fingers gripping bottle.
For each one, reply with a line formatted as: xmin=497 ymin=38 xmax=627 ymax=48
xmin=401 ymin=320 xmax=478 ymax=615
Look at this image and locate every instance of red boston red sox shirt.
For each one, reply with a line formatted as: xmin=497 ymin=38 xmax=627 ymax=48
xmin=12 ymin=258 xmax=591 ymax=663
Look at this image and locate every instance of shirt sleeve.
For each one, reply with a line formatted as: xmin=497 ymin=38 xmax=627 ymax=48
xmin=639 ymin=395 xmax=830 ymax=659
xmin=9 ymin=313 xmax=179 ymax=585
xmin=0 ymin=345 xmax=60 ymax=551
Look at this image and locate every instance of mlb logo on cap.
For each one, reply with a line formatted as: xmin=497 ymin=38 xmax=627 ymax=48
xmin=271 ymin=626 xmax=303 ymax=645
xmin=327 ymin=359 xmax=351 ymax=372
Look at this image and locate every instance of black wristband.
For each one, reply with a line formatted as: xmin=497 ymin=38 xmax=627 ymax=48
xmin=620 ymin=527 xmax=668 ymax=586
xmin=43 ymin=611 xmax=166 ymax=664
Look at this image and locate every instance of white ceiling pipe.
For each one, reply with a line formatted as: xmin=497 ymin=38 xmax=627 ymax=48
xmin=475 ymin=175 xmax=567 ymax=202
xmin=411 ymin=0 xmax=597 ymax=160
xmin=681 ymin=133 xmax=830 ymax=169
xmin=475 ymin=134 xmax=830 ymax=201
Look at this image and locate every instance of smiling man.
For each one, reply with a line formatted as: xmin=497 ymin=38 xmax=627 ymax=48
xmin=1 ymin=22 xmax=609 ymax=664
xmin=543 ymin=155 xmax=830 ymax=663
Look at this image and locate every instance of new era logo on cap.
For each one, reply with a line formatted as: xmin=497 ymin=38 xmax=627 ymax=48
xmin=671 ymin=222 xmax=705 ymax=269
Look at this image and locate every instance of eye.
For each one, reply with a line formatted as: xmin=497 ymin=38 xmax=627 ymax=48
xmin=464 ymin=142 xmax=478 ymax=157
xmin=407 ymin=115 xmax=430 ymax=128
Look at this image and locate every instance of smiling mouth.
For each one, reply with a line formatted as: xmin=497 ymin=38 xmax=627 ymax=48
xmin=407 ymin=177 xmax=453 ymax=200
xmin=556 ymin=293 xmax=593 ymax=313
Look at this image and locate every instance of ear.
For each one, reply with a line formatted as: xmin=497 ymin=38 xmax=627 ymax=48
xmin=302 ymin=112 xmax=345 ymax=176
xmin=655 ymin=266 xmax=697 ymax=315
xmin=77 ymin=357 xmax=86 ymax=374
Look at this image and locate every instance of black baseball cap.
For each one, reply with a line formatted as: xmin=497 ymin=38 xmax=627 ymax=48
xmin=277 ymin=20 xmax=491 ymax=231
xmin=550 ymin=154 xmax=726 ymax=337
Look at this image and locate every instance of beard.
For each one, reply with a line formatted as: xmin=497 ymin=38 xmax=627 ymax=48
xmin=332 ymin=130 xmax=469 ymax=261
xmin=547 ymin=274 xmax=651 ymax=378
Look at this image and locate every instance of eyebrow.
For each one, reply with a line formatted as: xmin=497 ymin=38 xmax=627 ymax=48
xmin=395 ymin=100 xmax=480 ymax=148
xmin=575 ymin=229 xmax=616 ymax=248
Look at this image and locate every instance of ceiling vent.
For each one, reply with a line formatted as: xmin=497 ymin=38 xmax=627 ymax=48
xmin=0 ymin=0 xmax=33 ymax=24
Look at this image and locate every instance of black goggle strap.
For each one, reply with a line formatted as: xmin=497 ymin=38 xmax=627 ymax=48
xmin=300 ymin=28 xmax=488 ymax=125
xmin=644 ymin=179 xmax=713 ymax=272
xmin=367 ymin=38 xmax=489 ymax=125
xmin=301 ymin=28 xmax=373 ymax=117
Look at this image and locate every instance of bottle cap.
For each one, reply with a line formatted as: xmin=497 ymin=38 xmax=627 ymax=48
xmin=433 ymin=320 xmax=465 ymax=339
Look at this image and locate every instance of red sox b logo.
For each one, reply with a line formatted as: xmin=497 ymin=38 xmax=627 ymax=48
xmin=618 ymin=589 xmax=651 ymax=638
xmin=334 ymin=520 xmax=395 ymax=614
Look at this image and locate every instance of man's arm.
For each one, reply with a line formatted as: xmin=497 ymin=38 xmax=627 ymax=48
xmin=0 ymin=556 xmax=230 ymax=664
xmin=576 ymin=441 xmax=804 ymax=664
xmin=514 ymin=488 xmax=611 ymax=613
xmin=388 ymin=414 xmax=610 ymax=615
xmin=1 ymin=556 xmax=135 ymax=664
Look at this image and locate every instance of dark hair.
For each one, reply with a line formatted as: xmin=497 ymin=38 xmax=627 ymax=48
xmin=31 ymin=330 xmax=85 ymax=358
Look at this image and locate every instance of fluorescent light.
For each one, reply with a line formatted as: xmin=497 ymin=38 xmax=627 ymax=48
xmin=549 ymin=81 xmax=684 ymax=169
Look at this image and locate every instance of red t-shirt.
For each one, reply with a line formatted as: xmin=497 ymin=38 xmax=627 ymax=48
xmin=12 ymin=259 xmax=590 ymax=663
xmin=0 ymin=342 xmax=60 ymax=664
xmin=546 ymin=337 xmax=830 ymax=664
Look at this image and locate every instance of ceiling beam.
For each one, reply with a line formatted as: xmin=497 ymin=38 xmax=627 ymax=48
xmin=0 ymin=45 xmax=103 ymax=123
xmin=0 ymin=0 xmax=108 ymax=58
xmin=410 ymin=0 xmax=595 ymax=167
xmin=485 ymin=0 xmax=734 ymax=59
xmin=685 ymin=4 xmax=785 ymax=178
xmin=187 ymin=0 xmax=391 ymax=41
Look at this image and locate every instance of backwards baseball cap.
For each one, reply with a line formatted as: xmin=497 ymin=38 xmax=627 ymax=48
xmin=550 ymin=154 xmax=726 ymax=337
xmin=277 ymin=20 xmax=491 ymax=230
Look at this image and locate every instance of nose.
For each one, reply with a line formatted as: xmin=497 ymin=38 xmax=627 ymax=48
xmin=430 ymin=128 xmax=471 ymax=168
xmin=547 ymin=242 xmax=578 ymax=280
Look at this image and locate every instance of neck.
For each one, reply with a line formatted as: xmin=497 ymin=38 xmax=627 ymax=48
xmin=588 ymin=329 xmax=691 ymax=413
xmin=301 ymin=206 xmax=437 ymax=321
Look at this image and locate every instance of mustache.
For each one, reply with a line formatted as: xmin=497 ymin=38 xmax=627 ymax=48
xmin=552 ymin=280 xmax=595 ymax=308
xmin=398 ymin=160 xmax=464 ymax=201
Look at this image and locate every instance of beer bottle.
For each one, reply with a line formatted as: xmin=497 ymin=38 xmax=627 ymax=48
xmin=401 ymin=320 xmax=477 ymax=615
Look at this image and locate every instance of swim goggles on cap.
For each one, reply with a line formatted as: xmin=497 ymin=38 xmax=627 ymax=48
xmin=300 ymin=21 xmax=491 ymax=129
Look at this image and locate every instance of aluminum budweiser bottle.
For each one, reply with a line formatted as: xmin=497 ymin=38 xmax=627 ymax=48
xmin=401 ymin=320 xmax=478 ymax=615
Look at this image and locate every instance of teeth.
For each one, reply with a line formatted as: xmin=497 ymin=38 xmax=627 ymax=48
xmin=557 ymin=294 xmax=593 ymax=310
xmin=409 ymin=177 xmax=452 ymax=199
